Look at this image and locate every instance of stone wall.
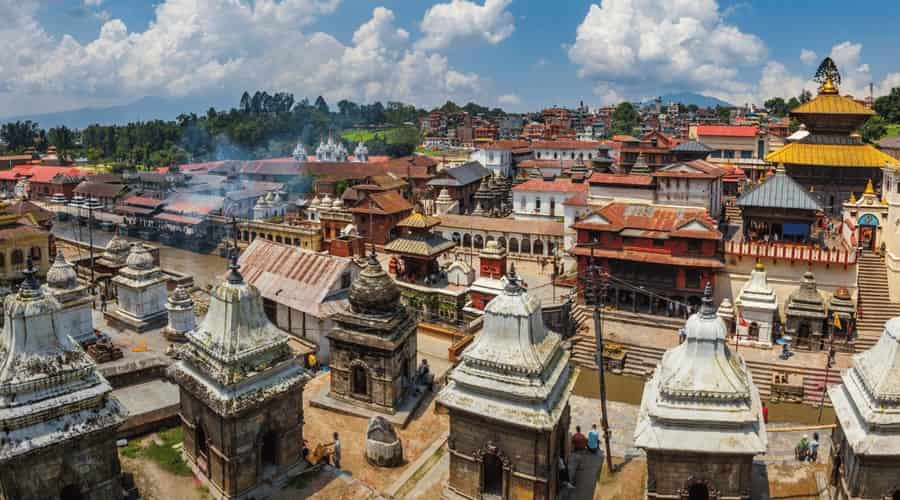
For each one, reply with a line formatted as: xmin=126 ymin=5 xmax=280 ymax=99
xmin=0 ymin=431 xmax=122 ymax=500
xmin=329 ymin=334 xmax=417 ymax=414
xmin=646 ymin=451 xmax=753 ymax=499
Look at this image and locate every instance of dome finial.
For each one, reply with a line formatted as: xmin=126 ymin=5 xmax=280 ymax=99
xmin=21 ymin=256 xmax=39 ymax=292
xmin=754 ymin=259 xmax=765 ymax=272
xmin=504 ymin=262 xmax=523 ymax=295
xmin=864 ymin=178 xmax=875 ymax=195
xmin=227 ymin=246 xmax=243 ymax=284
xmin=700 ymin=282 xmax=716 ymax=318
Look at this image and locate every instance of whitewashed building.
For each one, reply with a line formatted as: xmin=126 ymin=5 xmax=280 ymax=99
xmin=735 ymin=261 xmax=779 ymax=347
xmin=511 ymin=177 xmax=587 ymax=221
xmin=43 ymin=250 xmax=94 ymax=344
xmin=652 ymin=159 xmax=725 ymax=218
xmin=532 ymin=139 xmax=605 ymax=161
xmin=105 ymin=243 xmax=168 ymax=332
xmin=469 ymin=140 xmax=529 ymax=178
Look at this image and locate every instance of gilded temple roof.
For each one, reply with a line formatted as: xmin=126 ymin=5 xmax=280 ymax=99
xmin=791 ymin=93 xmax=875 ymax=116
xmin=765 ymin=142 xmax=897 ymax=168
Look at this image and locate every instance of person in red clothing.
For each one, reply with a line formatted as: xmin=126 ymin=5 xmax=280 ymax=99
xmin=762 ymin=402 xmax=769 ymax=424
xmin=571 ymin=425 xmax=588 ymax=452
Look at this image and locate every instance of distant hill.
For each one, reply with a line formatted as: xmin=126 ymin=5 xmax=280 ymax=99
xmin=0 ymin=94 xmax=235 ymax=129
xmin=651 ymin=92 xmax=735 ymax=109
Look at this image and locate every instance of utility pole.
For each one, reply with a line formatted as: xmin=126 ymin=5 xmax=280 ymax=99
xmin=817 ymin=312 xmax=839 ymax=423
xmin=586 ymin=243 xmax=614 ymax=474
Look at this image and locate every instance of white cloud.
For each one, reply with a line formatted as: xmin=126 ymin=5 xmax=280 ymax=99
xmin=417 ymin=0 xmax=515 ymax=50
xmin=0 ymin=1 xmax=484 ymax=116
xmin=84 ymin=0 xmax=103 ymax=6
xmin=497 ymin=93 xmax=520 ymax=106
xmin=568 ymin=0 xmax=765 ymax=102
xmin=800 ymin=48 xmax=817 ymax=65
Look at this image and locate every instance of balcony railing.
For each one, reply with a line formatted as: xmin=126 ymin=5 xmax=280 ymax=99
xmin=725 ymin=241 xmax=857 ymax=265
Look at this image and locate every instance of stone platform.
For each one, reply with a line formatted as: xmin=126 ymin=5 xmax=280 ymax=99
xmin=310 ymin=382 xmax=432 ymax=429
xmin=112 ymin=379 xmax=181 ymax=438
xmin=104 ymin=308 xmax=167 ymax=333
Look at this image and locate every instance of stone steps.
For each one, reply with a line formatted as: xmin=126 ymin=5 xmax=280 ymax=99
xmin=855 ymin=252 xmax=899 ymax=350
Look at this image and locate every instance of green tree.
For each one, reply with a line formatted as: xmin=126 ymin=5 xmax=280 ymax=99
xmin=875 ymin=87 xmax=900 ymax=123
xmin=384 ymin=126 xmax=421 ymax=157
xmin=715 ymin=106 xmax=732 ymax=124
xmin=609 ymin=102 xmax=639 ymax=137
xmin=764 ymin=97 xmax=789 ymax=117
xmin=48 ymin=126 xmax=76 ymax=157
xmin=314 ymin=96 xmax=329 ymax=115
xmin=0 ymin=120 xmax=42 ymax=152
xmin=861 ymin=116 xmax=888 ymax=143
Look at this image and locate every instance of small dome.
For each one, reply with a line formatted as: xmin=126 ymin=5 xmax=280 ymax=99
xmin=321 ymin=194 xmax=333 ymax=206
xmin=126 ymin=243 xmax=155 ymax=271
xmin=45 ymin=250 xmax=78 ymax=290
xmin=103 ymin=233 xmax=131 ymax=263
xmin=349 ymin=252 xmax=400 ymax=316
xmin=332 ymin=197 xmax=343 ymax=209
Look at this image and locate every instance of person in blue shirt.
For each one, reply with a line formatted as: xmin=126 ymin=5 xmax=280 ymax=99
xmin=587 ymin=424 xmax=600 ymax=454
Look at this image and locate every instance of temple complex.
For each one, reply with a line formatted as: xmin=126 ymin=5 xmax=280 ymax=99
xmin=735 ymin=261 xmax=779 ymax=347
xmin=828 ymin=316 xmax=900 ymax=499
xmin=737 ymin=165 xmax=824 ymax=244
xmin=105 ymin=243 xmax=168 ymax=332
xmin=317 ymin=251 xmax=423 ymax=425
xmin=168 ymin=254 xmax=309 ymax=500
xmin=634 ymin=284 xmax=767 ymax=500
xmin=0 ymin=260 xmax=125 ymax=500
xmin=438 ymin=266 xmax=576 ymax=500
xmin=766 ymin=59 xmax=896 ymax=214
xmin=44 ymin=249 xmax=96 ymax=344
xmin=163 ymin=284 xmax=195 ymax=342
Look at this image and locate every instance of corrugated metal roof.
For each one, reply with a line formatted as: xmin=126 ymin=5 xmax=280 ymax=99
xmin=444 ymin=161 xmax=491 ymax=186
xmin=238 ymin=239 xmax=357 ymax=318
xmin=670 ymin=141 xmax=713 ymax=153
xmin=736 ymin=169 xmax=822 ymax=211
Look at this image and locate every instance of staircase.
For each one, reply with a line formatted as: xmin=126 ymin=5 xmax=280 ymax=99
xmin=856 ymin=251 xmax=900 ymax=350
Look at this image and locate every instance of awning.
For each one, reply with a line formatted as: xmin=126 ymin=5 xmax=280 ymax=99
xmin=154 ymin=213 xmax=204 ymax=225
xmin=782 ymin=223 xmax=810 ymax=236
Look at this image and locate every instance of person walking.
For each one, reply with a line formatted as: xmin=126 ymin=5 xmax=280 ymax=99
xmin=809 ymin=432 xmax=820 ymax=463
xmin=762 ymin=402 xmax=769 ymax=424
xmin=571 ymin=426 xmax=587 ymax=452
xmin=587 ymin=424 xmax=600 ymax=454
xmin=331 ymin=432 xmax=342 ymax=469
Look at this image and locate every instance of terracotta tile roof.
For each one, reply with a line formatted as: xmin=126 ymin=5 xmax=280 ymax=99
xmin=154 ymin=213 xmax=205 ymax=225
xmin=765 ymin=142 xmax=897 ymax=167
xmin=568 ymin=246 xmax=724 ymax=268
xmin=163 ymin=193 xmax=224 ymax=215
xmin=380 ymin=155 xmax=437 ymax=179
xmin=512 ymin=177 xmax=588 ymax=194
xmin=73 ymin=181 xmax=126 ymax=198
xmin=481 ymin=140 xmax=531 ymax=151
xmin=587 ymin=173 xmax=655 ymax=186
xmin=437 ymin=214 xmax=564 ymax=237
xmin=0 ymin=224 xmax=47 ymax=243
xmin=696 ymin=125 xmax=759 ymax=138
xmin=238 ymin=238 xmax=355 ymax=318
xmin=531 ymin=140 xmax=603 ymax=150
xmin=122 ymin=195 xmax=165 ymax=208
xmin=349 ymin=190 xmax=412 ymax=215
xmin=517 ymin=159 xmax=579 ymax=169
xmin=653 ymin=160 xmax=725 ymax=179
xmin=562 ymin=192 xmax=588 ymax=206
xmin=240 ymin=158 xmax=301 ymax=176
xmin=573 ymin=202 xmax=720 ymax=240
xmin=611 ymin=135 xmax=639 ymax=142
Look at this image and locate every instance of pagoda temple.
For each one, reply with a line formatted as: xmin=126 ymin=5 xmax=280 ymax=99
xmin=438 ymin=265 xmax=576 ymax=500
xmin=634 ymin=284 xmax=767 ymax=500
xmin=0 ymin=260 xmax=125 ymax=500
xmin=766 ymin=58 xmax=897 ymax=214
xmin=317 ymin=250 xmax=423 ymax=426
xmin=828 ymin=316 xmax=900 ymax=499
xmin=384 ymin=211 xmax=456 ymax=285
xmin=168 ymin=253 xmax=309 ymax=500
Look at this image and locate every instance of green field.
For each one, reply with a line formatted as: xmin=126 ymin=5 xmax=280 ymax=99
xmin=886 ymin=124 xmax=900 ymax=138
xmin=341 ymin=129 xmax=382 ymax=142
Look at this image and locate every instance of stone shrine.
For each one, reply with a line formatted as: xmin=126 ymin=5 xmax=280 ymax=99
xmin=784 ymin=271 xmax=828 ymax=351
xmin=317 ymin=250 xmax=421 ymax=425
xmin=736 ymin=261 xmax=779 ymax=346
xmin=163 ymin=284 xmax=195 ymax=342
xmin=0 ymin=260 xmax=125 ymax=500
xmin=105 ymin=243 xmax=168 ymax=332
xmin=44 ymin=249 xmax=96 ymax=344
xmin=438 ymin=265 xmax=577 ymax=500
xmin=828 ymin=316 xmax=900 ymax=499
xmin=634 ymin=284 xmax=767 ymax=500
xmin=168 ymin=254 xmax=309 ymax=500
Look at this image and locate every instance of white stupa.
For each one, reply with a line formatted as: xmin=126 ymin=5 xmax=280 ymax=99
xmin=736 ymin=261 xmax=778 ymax=346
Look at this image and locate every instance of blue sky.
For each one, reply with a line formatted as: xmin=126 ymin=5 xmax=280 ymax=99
xmin=5 ymin=0 xmax=900 ymax=117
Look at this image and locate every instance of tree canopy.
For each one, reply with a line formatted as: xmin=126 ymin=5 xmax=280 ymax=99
xmin=609 ymin=102 xmax=640 ymax=137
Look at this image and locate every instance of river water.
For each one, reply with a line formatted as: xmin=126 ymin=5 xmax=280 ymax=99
xmin=573 ymin=369 xmax=836 ymax=426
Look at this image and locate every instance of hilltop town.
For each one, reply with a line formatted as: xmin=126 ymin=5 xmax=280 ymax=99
xmin=1 ymin=57 xmax=900 ymax=500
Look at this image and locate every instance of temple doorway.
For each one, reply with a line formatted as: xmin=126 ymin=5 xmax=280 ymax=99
xmin=482 ymin=454 xmax=503 ymax=498
xmin=687 ymin=483 xmax=710 ymax=500
xmin=196 ymin=424 xmax=210 ymax=475
xmin=60 ymin=485 xmax=84 ymax=500
xmin=748 ymin=323 xmax=760 ymax=341
xmin=858 ymin=213 xmax=879 ymax=251
xmin=352 ymin=365 xmax=368 ymax=397
xmin=798 ymin=322 xmax=811 ymax=343
xmin=261 ymin=431 xmax=278 ymax=468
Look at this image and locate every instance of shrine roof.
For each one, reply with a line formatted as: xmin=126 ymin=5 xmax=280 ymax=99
xmin=383 ymin=233 xmax=456 ymax=258
xmin=696 ymin=125 xmax=759 ymax=138
xmin=737 ymin=168 xmax=822 ymax=211
xmin=765 ymin=142 xmax=897 ymax=168
xmin=791 ymin=93 xmax=875 ymax=116
xmin=532 ymin=139 xmax=603 ymax=150
xmin=573 ymin=203 xmax=721 ymax=240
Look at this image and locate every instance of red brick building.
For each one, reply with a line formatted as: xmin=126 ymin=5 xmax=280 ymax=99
xmin=618 ymin=131 xmax=679 ymax=172
xmin=571 ymin=202 xmax=723 ymax=314
xmin=349 ymin=190 xmax=413 ymax=246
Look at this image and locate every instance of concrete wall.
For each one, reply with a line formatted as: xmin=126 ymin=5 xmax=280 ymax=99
xmin=276 ymin=304 xmax=333 ymax=363
xmin=646 ymin=451 xmax=754 ymax=499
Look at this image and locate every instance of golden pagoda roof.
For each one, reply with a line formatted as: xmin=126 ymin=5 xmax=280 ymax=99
xmin=765 ymin=142 xmax=897 ymax=168
xmin=396 ymin=211 xmax=441 ymax=229
xmin=791 ymin=92 xmax=874 ymax=116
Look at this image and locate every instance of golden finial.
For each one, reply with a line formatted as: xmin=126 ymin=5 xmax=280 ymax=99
xmin=864 ymin=178 xmax=875 ymax=195
xmin=820 ymin=76 xmax=839 ymax=95
xmin=849 ymin=192 xmax=857 ymax=203
xmin=755 ymin=260 xmax=765 ymax=272
xmin=883 ymin=194 xmax=889 ymax=205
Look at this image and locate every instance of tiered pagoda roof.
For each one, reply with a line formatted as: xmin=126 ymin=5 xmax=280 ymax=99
xmin=829 ymin=316 xmax=900 ymax=456
xmin=168 ymin=253 xmax=308 ymax=416
xmin=384 ymin=212 xmax=456 ymax=258
xmin=437 ymin=266 xmax=576 ymax=429
xmin=634 ymin=284 xmax=767 ymax=454
xmin=0 ymin=260 xmax=123 ymax=461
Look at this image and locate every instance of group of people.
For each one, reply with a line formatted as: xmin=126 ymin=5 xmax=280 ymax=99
xmin=796 ymin=432 xmax=821 ymax=463
xmin=558 ymin=424 xmax=602 ymax=490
